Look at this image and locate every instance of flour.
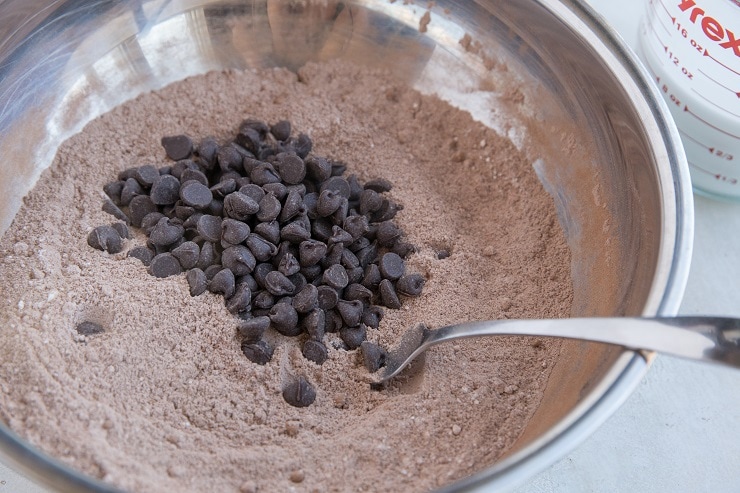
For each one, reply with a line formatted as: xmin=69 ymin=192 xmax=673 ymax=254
xmin=0 ymin=60 xmax=572 ymax=492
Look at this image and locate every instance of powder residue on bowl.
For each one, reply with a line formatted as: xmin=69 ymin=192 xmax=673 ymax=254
xmin=0 ymin=60 xmax=572 ymax=492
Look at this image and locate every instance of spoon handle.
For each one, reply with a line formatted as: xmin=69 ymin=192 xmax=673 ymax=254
xmin=426 ymin=317 xmax=740 ymax=369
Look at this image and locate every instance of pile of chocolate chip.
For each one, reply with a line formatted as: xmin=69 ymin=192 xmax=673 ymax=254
xmin=88 ymin=118 xmax=424 ymax=406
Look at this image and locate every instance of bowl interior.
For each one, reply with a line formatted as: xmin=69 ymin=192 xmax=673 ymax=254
xmin=0 ymin=1 xmax=690 ymax=491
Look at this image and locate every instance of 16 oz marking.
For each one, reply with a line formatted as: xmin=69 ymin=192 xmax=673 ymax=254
xmin=675 ymin=22 xmax=706 ymax=55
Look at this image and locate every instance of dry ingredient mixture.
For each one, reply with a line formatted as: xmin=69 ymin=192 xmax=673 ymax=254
xmin=0 ymin=61 xmax=573 ymax=493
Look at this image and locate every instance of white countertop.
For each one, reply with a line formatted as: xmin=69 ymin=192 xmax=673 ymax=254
xmin=2 ymin=1 xmax=739 ymax=492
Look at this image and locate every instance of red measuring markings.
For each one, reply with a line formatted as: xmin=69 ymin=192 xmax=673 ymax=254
xmin=679 ymin=129 xmax=735 ymax=160
xmin=649 ymin=0 xmax=674 ymax=35
xmin=698 ymin=68 xmax=740 ymax=97
xmin=655 ymin=0 xmax=675 ymax=20
xmin=684 ymin=104 xmax=740 ymax=139
xmin=703 ymin=48 xmax=740 ymax=76
xmin=691 ymin=88 xmax=740 ymax=117
xmin=689 ymin=161 xmax=738 ymax=185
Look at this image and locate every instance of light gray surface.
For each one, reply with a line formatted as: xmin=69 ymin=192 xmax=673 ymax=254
xmin=1 ymin=1 xmax=739 ymax=492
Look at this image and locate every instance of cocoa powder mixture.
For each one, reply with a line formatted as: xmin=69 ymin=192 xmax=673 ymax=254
xmin=0 ymin=61 xmax=572 ymax=493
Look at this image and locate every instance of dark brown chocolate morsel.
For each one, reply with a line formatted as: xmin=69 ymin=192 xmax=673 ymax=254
xmin=302 ymin=340 xmax=328 ymax=365
xmin=87 ymin=226 xmax=123 ymax=254
xmin=149 ymin=253 xmax=183 ymax=278
xmin=241 ymin=339 xmax=273 ymax=365
xmin=161 ymin=134 xmax=193 ymax=161
xmin=361 ymin=341 xmax=387 ymax=373
xmin=76 ymin=321 xmax=105 ymax=336
xmin=282 ymin=376 xmax=316 ymax=407
xmin=186 ymin=268 xmax=208 ymax=296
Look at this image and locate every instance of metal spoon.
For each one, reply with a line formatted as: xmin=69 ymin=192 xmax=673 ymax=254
xmin=369 ymin=316 xmax=740 ymax=384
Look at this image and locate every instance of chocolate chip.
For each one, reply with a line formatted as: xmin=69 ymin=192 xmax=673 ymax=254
xmin=186 ymin=268 xmax=208 ymax=296
xmin=76 ymin=321 xmax=105 ymax=336
xmin=128 ymin=245 xmax=155 ymax=266
xmin=282 ymin=376 xmax=316 ymax=407
xmin=305 ymin=156 xmax=331 ymax=183
xmin=303 ymin=308 xmax=325 ymax=340
xmin=87 ymin=226 xmax=123 ymax=254
xmin=246 ymin=234 xmax=277 ymax=262
xmin=378 ymin=252 xmax=405 ymax=281
xmin=269 ymin=302 xmax=300 ymax=336
xmin=162 ymin=135 xmax=193 ymax=161
xmin=102 ymin=199 xmax=129 ymax=223
xmin=227 ymin=282 xmax=252 ymax=314
xmin=197 ymin=241 xmax=218 ymax=270
xmin=239 ymin=183 xmax=265 ymax=203
xmin=263 ymin=182 xmax=288 ymax=202
xmin=235 ymin=127 xmax=261 ymax=155
xmin=120 ymin=178 xmax=144 ymax=206
xmin=217 ymin=145 xmax=243 ymax=172
xmin=328 ymin=226 xmax=353 ymax=247
xmin=359 ymin=189 xmax=382 ymax=215
xmin=149 ymin=217 xmax=185 ymax=247
xmin=322 ymin=264 xmax=348 ymax=290
xmin=341 ymin=249 xmax=360 ymax=270
xmin=364 ymin=178 xmax=392 ymax=193
xmin=280 ymin=222 xmax=311 ymax=244
xmin=270 ymin=120 xmax=291 ymax=141
xmin=250 ymin=163 xmax=281 ymax=186
xmin=343 ymin=283 xmax=372 ymax=303
xmin=373 ymin=198 xmax=400 ymax=222
xmin=238 ymin=316 xmax=270 ymax=342
xmin=311 ymin=217 xmax=333 ymax=242
xmin=316 ymin=285 xmax=339 ymax=311
xmin=209 ymin=268 xmax=236 ymax=298
xmin=197 ymin=137 xmax=218 ymax=169
xmin=392 ymin=241 xmax=415 ymax=258
xmin=241 ymin=339 xmax=273 ymax=365
xmin=379 ymin=278 xmax=401 ymax=309
xmin=171 ymin=159 xmax=199 ymax=179
xmin=103 ymin=181 xmax=124 ymax=205
xmin=254 ymin=220 xmax=281 ymax=245
xmin=224 ymin=192 xmax=259 ymax=221
xmin=211 ymin=178 xmax=237 ymax=198
xmin=253 ymin=262 xmax=274 ymax=288
xmin=376 ymin=221 xmax=401 ymax=248
xmin=132 ymin=165 xmax=158 ymax=188
xmin=347 ymin=266 xmax=364 ymax=285
xmin=322 ymin=244 xmax=343 ymax=268
xmin=298 ymin=240 xmax=327 ymax=267
xmin=179 ymin=181 xmax=213 ymax=209
xmin=303 ymin=340 xmax=328 ymax=365
xmin=278 ymin=252 xmax=301 ymax=277
xmin=293 ymin=133 xmax=313 ymax=159
xmin=343 ymin=215 xmax=369 ymax=241
xmin=347 ymin=174 xmax=363 ymax=201
xmin=292 ymin=284 xmax=318 ymax=313
xmin=279 ymin=190 xmax=305 ymax=223
xmin=171 ymin=241 xmax=200 ymax=269
xmin=316 ymin=190 xmax=343 ymax=217
xmin=336 ymin=299 xmax=363 ymax=327
xmin=222 ymin=245 xmax=257 ymax=276
xmin=362 ymin=305 xmax=384 ymax=329
xmin=257 ymin=193 xmax=282 ymax=222
xmin=111 ymin=222 xmax=129 ymax=239
xmin=264 ymin=271 xmax=295 ymax=296
xmin=361 ymin=341 xmax=387 ymax=373
xmin=273 ymin=154 xmax=304 ymax=185
xmin=149 ymin=175 xmax=181 ymax=206
xmin=396 ymin=273 xmax=425 ymax=297
xmin=149 ymin=253 xmax=183 ymax=278
xmin=197 ymin=215 xmax=222 ymax=243
xmin=355 ymin=242 xmax=379 ymax=269
xmin=221 ymin=218 xmax=251 ymax=245
xmin=340 ymin=324 xmax=367 ymax=350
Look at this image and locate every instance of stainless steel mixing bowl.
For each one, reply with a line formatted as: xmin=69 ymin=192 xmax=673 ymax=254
xmin=0 ymin=1 xmax=692 ymax=492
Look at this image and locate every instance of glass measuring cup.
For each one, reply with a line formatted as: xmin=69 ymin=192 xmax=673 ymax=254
xmin=639 ymin=0 xmax=740 ymax=200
